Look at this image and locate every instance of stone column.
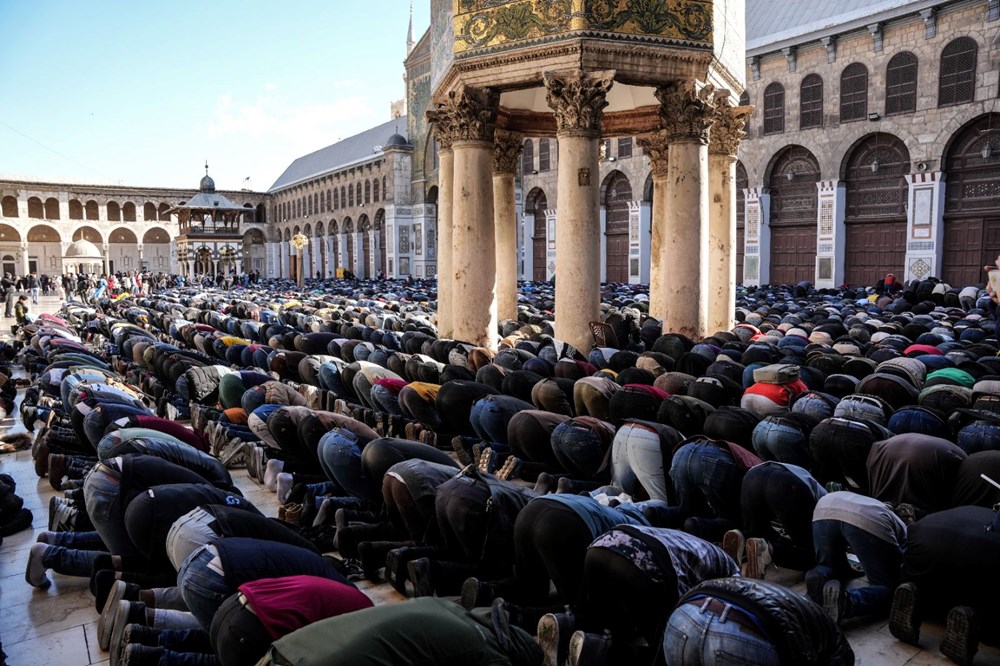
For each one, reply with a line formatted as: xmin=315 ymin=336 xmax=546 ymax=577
xmin=102 ymin=243 xmax=110 ymax=275
xmin=432 ymin=85 xmax=499 ymax=348
xmin=707 ymin=98 xmax=752 ymax=333
xmin=638 ymin=132 xmax=669 ymax=320
xmin=544 ymin=68 xmax=615 ymax=353
xmin=493 ymin=128 xmax=523 ymax=323
xmin=19 ymin=242 xmax=29 ymax=277
xmin=656 ymin=81 xmax=717 ymax=339
xmin=426 ymin=113 xmax=455 ymax=338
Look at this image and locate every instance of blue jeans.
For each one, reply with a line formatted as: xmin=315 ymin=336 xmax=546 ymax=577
xmin=663 ymin=600 xmax=780 ymax=666
xmin=42 ymin=545 xmax=109 ymax=577
xmin=810 ymin=519 xmax=902 ymax=619
xmin=611 ymin=423 xmax=670 ymax=502
xmin=668 ymin=443 xmax=742 ymax=526
xmin=177 ymin=545 xmax=231 ymax=630
xmin=751 ymin=419 xmax=811 ymax=468
xmin=370 ymin=385 xmax=403 ymax=416
xmin=44 ymin=530 xmax=107 ymax=550
xmin=316 ymin=429 xmax=371 ymax=501
xmin=469 ymin=396 xmax=522 ymax=447
xmin=550 ymin=420 xmax=608 ymax=478
xmin=83 ymin=462 xmax=137 ymax=556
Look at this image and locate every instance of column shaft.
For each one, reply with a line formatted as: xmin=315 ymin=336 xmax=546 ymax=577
xmin=493 ymin=171 xmax=518 ymax=322
xmin=649 ymin=172 xmax=669 ymax=320
xmin=450 ymin=140 xmax=497 ymax=348
xmin=663 ymin=141 xmax=710 ymax=338
xmin=436 ymin=149 xmax=455 ymax=338
xmin=708 ymin=154 xmax=736 ymax=332
xmin=554 ymin=133 xmax=601 ymax=352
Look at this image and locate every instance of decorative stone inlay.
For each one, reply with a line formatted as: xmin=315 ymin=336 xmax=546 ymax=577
xmin=656 ymin=81 xmax=716 ymax=144
xmin=637 ymin=130 xmax=669 ymax=177
xmin=909 ymin=257 xmax=931 ymax=279
xmin=492 ymin=128 xmax=524 ymax=174
xmin=746 ymin=205 xmax=760 ymax=239
xmin=818 ymin=199 xmax=834 ymax=238
xmin=426 ymin=84 xmax=499 ymax=145
xmin=708 ymin=101 xmax=752 ymax=157
xmin=543 ymin=69 xmax=615 ymax=136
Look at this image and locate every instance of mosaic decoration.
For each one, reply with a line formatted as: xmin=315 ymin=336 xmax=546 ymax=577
xmin=909 ymin=257 xmax=930 ymax=279
xmin=746 ymin=205 xmax=759 ymax=240
xmin=818 ymin=199 xmax=834 ymax=238
xmin=453 ymin=0 xmax=713 ymax=54
xmin=818 ymin=257 xmax=832 ymax=281
xmin=745 ymin=256 xmax=759 ymax=280
xmin=399 ymin=226 xmax=411 ymax=253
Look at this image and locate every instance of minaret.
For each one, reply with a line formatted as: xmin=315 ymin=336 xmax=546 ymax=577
xmin=406 ymin=0 xmax=415 ymax=55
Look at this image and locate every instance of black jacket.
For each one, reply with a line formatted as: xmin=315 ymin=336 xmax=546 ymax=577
xmin=677 ymin=577 xmax=855 ymax=665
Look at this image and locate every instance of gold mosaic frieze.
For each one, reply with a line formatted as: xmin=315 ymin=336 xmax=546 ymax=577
xmin=453 ymin=0 xmax=713 ymax=54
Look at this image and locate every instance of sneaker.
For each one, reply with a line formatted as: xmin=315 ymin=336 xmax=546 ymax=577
xmin=451 ymin=436 xmax=475 ymax=466
xmin=537 ymin=608 xmax=576 ymax=666
xmin=407 ymin=557 xmax=434 ymax=597
xmin=109 ymin=601 xmax=147 ymax=655
xmin=824 ymin=481 xmax=844 ymax=493
xmin=742 ymin=538 xmax=772 ymax=580
xmin=889 ymin=582 xmax=920 ymax=646
xmin=822 ymin=580 xmax=844 ymax=624
xmin=460 ymin=577 xmax=494 ymax=609
xmin=385 ymin=546 xmax=435 ymax=596
xmin=24 ymin=542 xmax=50 ymax=588
xmin=95 ymin=570 xmax=134 ymax=613
xmin=533 ymin=472 xmax=557 ymax=495
xmin=122 ymin=623 xmax=162 ymax=648
xmin=357 ymin=540 xmax=391 ymax=582
xmin=496 ymin=456 xmax=521 ymax=481
xmin=940 ymin=606 xmax=979 ymax=666
xmin=478 ymin=447 xmax=494 ymax=474
xmin=418 ymin=429 xmax=437 ymax=448
xmin=218 ymin=437 xmax=246 ymax=467
xmin=281 ymin=503 xmax=302 ymax=526
xmin=566 ymin=630 xmax=612 ymax=666
xmin=722 ymin=529 xmax=745 ymax=567
xmin=121 ymin=644 xmax=165 ymax=666
xmin=47 ymin=454 xmax=69 ymax=491
xmin=98 ymin=580 xmax=139 ymax=646
xmin=804 ymin=569 xmax=826 ymax=606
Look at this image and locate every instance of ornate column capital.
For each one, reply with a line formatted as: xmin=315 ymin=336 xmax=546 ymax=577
xmin=426 ymin=84 xmax=499 ymax=146
xmin=709 ymin=102 xmax=753 ymax=158
xmin=492 ymin=128 xmax=524 ymax=175
xmin=543 ymin=69 xmax=615 ymax=137
xmin=655 ymin=81 xmax=717 ymax=145
xmin=637 ymin=131 xmax=670 ymax=178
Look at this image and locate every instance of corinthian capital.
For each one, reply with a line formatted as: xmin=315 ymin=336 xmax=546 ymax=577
xmin=655 ymin=81 xmax=717 ymax=144
xmin=492 ymin=129 xmax=524 ymax=175
xmin=637 ymin=131 xmax=670 ymax=178
xmin=709 ymin=102 xmax=753 ymax=158
xmin=543 ymin=69 xmax=615 ymax=136
xmin=426 ymin=84 xmax=499 ymax=146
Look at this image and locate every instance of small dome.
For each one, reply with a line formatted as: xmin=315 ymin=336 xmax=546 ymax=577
xmin=200 ymin=174 xmax=216 ymax=192
xmin=384 ymin=133 xmax=410 ymax=148
xmin=64 ymin=239 xmax=103 ymax=259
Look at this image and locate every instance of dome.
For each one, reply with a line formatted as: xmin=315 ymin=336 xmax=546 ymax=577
xmin=200 ymin=174 xmax=216 ymax=192
xmin=64 ymin=239 xmax=103 ymax=259
xmin=384 ymin=133 xmax=410 ymax=148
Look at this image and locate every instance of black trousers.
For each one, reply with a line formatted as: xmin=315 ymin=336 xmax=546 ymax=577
xmin=740 ymin=463 xmax=818 ymax=571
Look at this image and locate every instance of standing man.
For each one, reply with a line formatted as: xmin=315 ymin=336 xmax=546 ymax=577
xmin=28 ymin=273 xmax=40 ymax=305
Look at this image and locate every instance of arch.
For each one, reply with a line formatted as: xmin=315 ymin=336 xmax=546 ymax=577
xmin=538 ymin=138 xmax=551 ymax=171
xmin=885 ymin=52 xmax=918 ymax=116
xmin=841 ymin=133 xmax=910 ymax=286
xmin=293 ymin=225 xmax=301 ymax=236
xmin=522 ymin=139 xmax=535 ymax=174
xmin=602 ymin=171 xmax=632 ymax=283
xmin=767 ymin=145 xmax=820 ymax=285
xmin=142 ymin=227 xmax=171 ymax=243
xmin=108 ymin=227 xmax=138 ymax=244
xmin=143 ymin=202 xmax=157 ymax=221
xmin=1 ymin=255 xmax=13 ymax=276
xmin=283 ymin=228 xmax=291 ymax=241
xmin=1 ymin=196 xmax=17 ymax=218
xmin=107 ymin=201 xmax=121 ymax=222
xmin=122 ymin=201 xmax=136 ymax=222
xmin=527 ymin=189 xmax=548 ymax=280
xmin=303 ymin=223 xmax=312 ymax=237
xmin=315 ymin=221 xmax=325 ymax=237
xmin=72 ymin=226 xmax=103 ymax=244
xmin=195 ymin=247 xmax=214 ymax=275
xmin=329 ymin=219 xmax=339 ymax=236
xmin=426 ymin=186 xmax=439 ymax=205
xmin=839 ymin=63 xmax=869 ymax=122
xmin=242 ymin=228 xmax=266 ymax=274
xmin=68 ymin=199 xmax=84 ymax=220
xmin=0 ymin=224 xmax=20 ymax=242
xmin=736 ymin=161 xmax=748 ymax=283
xmin=44 ymin=197 xmax=60 ymax=219
xmin=158 ymin=202 xmax=171 ymax=221
xmin=941 ymin=113 xmax=1000 ymax=285
xmin=799 ymin=74 xmax=823 ymax=129
xmin=762 ymin=82 xmax=784 ymax=135
xmin=642 ymin=173 xmax=653 ymax=203
xmin=939 ymin=37 xmax=978 ymax=107
xmin=27 ymin=224 xmax=62 ymax=242
xmin=27 ymin=197 xmax=43 ymax=219
xmin=739 ymin=90 xmax=751 ymax=133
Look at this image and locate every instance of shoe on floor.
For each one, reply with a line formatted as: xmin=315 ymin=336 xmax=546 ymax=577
xmin=537 ymin=609 xmax=576 ymax=666
xmin=460 ymin=577 xmax=494 ymax=609
xmin=407 ymin=557 xmax=434 ymax=598
xmin=889 ymin=582 xmax=920 ymax=646
xmin=567 ymin=630 xmax=611 ymax=666
xmin=822 ymin=580 xmax=844 ymax=624
xmin=121 ymin=644 xmax=165 ymax=666
xmin=722 ymin=529 xmax=745 ymax=567
xmin=24 ymin=542 xmax=50 ymax=588
xmin=742 ymin=538 xmax=772 ymax=580
xmin=940 ymin=606 xmax=979 ymax=666
xmin=109 ymin=600 xmax=147 ymax=655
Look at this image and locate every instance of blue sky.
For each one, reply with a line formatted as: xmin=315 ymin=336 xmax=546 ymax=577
xmin=0 ymin=0 xmax=428 ymax=191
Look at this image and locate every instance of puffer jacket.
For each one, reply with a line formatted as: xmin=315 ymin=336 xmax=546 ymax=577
xmin=677 ymin=577 xmax=854 ymax=665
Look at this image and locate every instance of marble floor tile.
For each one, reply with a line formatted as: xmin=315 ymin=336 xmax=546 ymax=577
xmin=3 ymin=625 xmax=92 ymax=665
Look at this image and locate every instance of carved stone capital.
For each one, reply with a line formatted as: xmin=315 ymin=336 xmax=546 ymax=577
xmin=637 ymin=131 xmax=670 ymax=178
xmin=426 ymin=84 xmax=499 ymax=147
xmin=543 ymin=69 xmax=615 ymax=136
xmin=709 ymin=104 xmax=753 ymax=158
xmin=492 ymin=128 xmax=524 ymax=175
xmin=655 ymin=81 xmax=717 ymax=145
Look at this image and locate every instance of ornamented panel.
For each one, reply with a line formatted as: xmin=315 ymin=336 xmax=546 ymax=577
xmin=453 ymin=0 xmax=713 ymax=55
xmin=399 ymin=226 xmax=411 ymax=253
xmin=414 ymin=223 xmax=423 ymax=255
xmin=746 ymin=205 xmax=759 ymax=240
xmin=818 ymin=199 xmax=834 ymax=238
xmin=745 ymin=255 xmax=759 ymax=280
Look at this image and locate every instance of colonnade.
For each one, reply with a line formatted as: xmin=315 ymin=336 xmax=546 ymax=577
xmin=431 ymin=70 xmax=750 ymax=352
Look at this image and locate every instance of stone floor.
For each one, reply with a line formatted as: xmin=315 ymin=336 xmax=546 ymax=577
xmin=0 ymin=296 xmax=997 ymax=665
